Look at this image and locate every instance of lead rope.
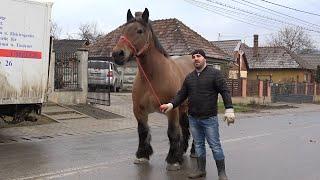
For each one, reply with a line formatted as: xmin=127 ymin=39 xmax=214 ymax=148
xmin=118 ymin=36 xmax=162 ymax=106
xmin=135 ymin=57 xmax=162 ymax=106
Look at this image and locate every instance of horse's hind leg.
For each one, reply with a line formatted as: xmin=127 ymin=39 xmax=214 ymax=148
xmin=134 ymin=117 xmax=153 ymax=164
xmin=179 ymin=107 xmax=196 ymax=157
xmin=166 ymin=110 xmax=184 ymax=171
xmin=179 ymin=110 xmax=190 ymax=154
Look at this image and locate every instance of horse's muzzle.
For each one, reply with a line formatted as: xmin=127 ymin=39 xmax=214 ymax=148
xmin=112 ymin=50 xmax=125 ymax=65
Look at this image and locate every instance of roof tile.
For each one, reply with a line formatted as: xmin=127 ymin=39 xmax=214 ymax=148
xmin=53 ymin=39 xmax=88 ymax=54
xmin=211 ymin=40 xmax=241 ymax=57
xmin=89 ymin=18 xmax=230 ymax=60
xmin=243 ymin=46 xmax=303 ymax=69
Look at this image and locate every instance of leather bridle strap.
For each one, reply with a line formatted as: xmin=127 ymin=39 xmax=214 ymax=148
xmin=117 ymin=35 xmax=162 ymax=106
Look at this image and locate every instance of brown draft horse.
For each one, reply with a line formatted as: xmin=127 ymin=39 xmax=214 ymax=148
xmin=112 ymin=8 xmax=195 ymax=171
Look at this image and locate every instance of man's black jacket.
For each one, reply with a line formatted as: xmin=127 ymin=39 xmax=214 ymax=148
xmin=171 ymin=66 xmax=233 ymax=119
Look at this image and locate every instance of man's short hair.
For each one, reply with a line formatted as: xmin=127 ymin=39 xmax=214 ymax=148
xmin=191 ymin=49 xmax=206 ymax=58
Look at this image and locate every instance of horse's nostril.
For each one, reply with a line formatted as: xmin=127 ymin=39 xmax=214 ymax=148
xmin=112 ymin=51 xmax=119 ymax=58
xmin=119 ymin=50 xmax=124 ymax=57
xmin=112 ymin=51 xmax=125 ymax=59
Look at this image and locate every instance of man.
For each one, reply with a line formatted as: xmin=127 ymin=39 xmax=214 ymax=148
xmin=160 ymin=49 xmax=235 ymax=179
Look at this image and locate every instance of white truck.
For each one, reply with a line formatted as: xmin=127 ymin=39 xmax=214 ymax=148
xmin=0 ymin=0 xmax=52 ymax=123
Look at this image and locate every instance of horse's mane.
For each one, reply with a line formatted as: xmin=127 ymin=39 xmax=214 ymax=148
xmin=126 ymin=19 xmax=169 ymax=57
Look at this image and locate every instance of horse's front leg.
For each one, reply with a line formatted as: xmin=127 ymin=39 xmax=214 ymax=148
xmin=166 ymin=109 xmax=184 ymax=171
xmin=133 ymin=110 xmax=153 ymax=164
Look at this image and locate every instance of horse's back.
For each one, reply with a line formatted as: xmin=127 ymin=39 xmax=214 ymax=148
xmin=171 ymin=55 xmax=194 ymax=76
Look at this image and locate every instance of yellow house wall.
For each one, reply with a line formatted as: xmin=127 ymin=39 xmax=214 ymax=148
xmin=248 ymin=69 xmax=311 ymax=83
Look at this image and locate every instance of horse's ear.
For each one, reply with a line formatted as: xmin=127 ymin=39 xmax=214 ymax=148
xmin=127 ymin=9 xmax=134 ymax=22
xmin=142 ymin=8 xmax=149 ymax=23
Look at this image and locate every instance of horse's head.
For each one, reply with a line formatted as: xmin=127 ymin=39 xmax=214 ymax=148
xmin=112 ymin=8 xmax=152 ymax=65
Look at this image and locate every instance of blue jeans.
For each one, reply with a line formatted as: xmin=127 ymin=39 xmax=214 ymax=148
xmin=189 ymin=115 xmax=225 ymax=160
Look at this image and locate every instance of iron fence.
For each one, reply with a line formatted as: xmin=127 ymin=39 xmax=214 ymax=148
xmin=307 ymin=83 xmax=314 ymax=95
xmin=263 ymin=80 xmax=269 ymax=96
xmin=296 ymin=83 xmax=305 ymax=95
xmin=54 ymin=53 xmax=80 ymax=90
xmin=226 ymin=78 xmax=242 ymax=97
xmin=272 ymin=83 xmax=318 ymax=95
xmin=271 ymin=82 xmax=314 ymax=103
xmin=276 ymin=83 xmax=296 ymax=95
xmin=247 ymin=80 xmax=259 ymax=96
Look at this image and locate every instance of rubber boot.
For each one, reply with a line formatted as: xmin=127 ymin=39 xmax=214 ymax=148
xmin=216 ymin=159 xmax=228 ymax=180
xmin=188 ymin=156 xmax=206 ymax=179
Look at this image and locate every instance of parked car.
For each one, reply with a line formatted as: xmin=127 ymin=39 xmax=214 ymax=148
xmin=88 ymin=60 xmax=123 ymax=92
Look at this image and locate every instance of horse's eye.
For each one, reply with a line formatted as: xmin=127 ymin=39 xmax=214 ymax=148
xmin=137 ymin=29 xmax=143 ymax=34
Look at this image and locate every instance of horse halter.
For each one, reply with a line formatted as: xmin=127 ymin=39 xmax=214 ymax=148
xmin=117 ymin=32 xmax=150 ymax=57
xmin=116 ymin=32 xmax=162 ymax=106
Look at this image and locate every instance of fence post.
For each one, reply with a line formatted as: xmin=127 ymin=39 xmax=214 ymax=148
xmin=294 ymin=82 xmax=298 ymax=94
xmin=48 ymin=51 xmax=56 ymax=93
xmin=314 ymin=83 xmax=317 ymax=102
xmin=76 ymin=48 xmax=88 ymax=101
xmin=267 ymin=80 xmax=271 ymax=97
xmin=258 ymin=80 xmax=263 ymax=97
xmin=241 ymin=78 xmax=247 ymax=97
xmin=305 ymin=82 xmax=308 ymax=95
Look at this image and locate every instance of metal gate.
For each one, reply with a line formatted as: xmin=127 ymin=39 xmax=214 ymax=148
xmin=86 ymin=58 xmax=111 ymax=106
xmin=54 ymin=53 xmax=80 ymax=90
xmin=271 ymin=83 xmax=313 ymax=103
xmin=87 ymin=91 xmax=111 ymax=106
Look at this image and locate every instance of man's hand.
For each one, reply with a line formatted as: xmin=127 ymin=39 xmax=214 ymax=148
xmin=224 ymin=108 xmax=235 ymax=126
xmin=159 ymin=103 xmax=173 ymax=113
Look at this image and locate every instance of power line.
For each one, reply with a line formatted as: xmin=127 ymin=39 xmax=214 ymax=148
xmin=187 ymin=0 xmax=320 ymax=33
xmin=186 ymin=0 xmax=273 ymax=30
xmin=197 ymin=0 xmax=292 ymax=31
xmin=235 ymin=0 xmax=320 ymax=29
xmin=205 ymin=0 xmax=320 ymax=33
xmin=184 ymin=0 xmax=279 ymax=31
xmin=197 ymin=0 xmax=283 ymax=29
xmin=259 ymin=0 xmax=320 ymax=17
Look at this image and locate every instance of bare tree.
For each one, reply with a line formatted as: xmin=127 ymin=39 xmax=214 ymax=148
xmin=65 ymin=33 xmax=75 ymax=40
xmin=50 ymin=21 xmax=62 ymax=40
xmin=268 ymin=26 xmax=315 ymax=53
xmin=78 ymin=22 xmax=103 ymax=43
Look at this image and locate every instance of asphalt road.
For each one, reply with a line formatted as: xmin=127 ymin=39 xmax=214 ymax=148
xmin=0 ymin=109 xmax=320 ymax=180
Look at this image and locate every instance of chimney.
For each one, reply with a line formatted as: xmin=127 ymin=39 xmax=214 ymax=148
xmin=253 ymin=34 xmax=258 ymax=58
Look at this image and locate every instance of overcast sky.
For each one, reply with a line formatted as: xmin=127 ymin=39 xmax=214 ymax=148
xmin=40 ymin=0 xmax=320 ymax=48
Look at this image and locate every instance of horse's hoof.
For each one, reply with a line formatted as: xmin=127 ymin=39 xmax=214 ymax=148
xmin=190 ymin=153 xmax=197 ymax=158
xmin=166 ymin=163 xmax=181 ymax=171
xmin=133 ymin=158 xmax=149 ymax=164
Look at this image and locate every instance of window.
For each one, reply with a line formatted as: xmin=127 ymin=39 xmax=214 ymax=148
xmin=88 ymin=60 xmax=109 ymax=69
xmin=208 ymin=63 xmax=221 ymax=70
